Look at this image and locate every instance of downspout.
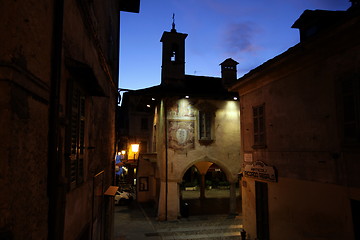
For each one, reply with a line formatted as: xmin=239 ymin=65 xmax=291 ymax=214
xmin=164 ymin=99 xmax=168 ymax=221
xmin=48 ymin=0 xmax=65 ymax=239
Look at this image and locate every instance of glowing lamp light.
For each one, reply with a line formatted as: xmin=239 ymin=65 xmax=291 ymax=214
xmin=131 ymin=144 xmax=140 ymax=161
xmin=131 ymin=144 xmax=139 ymax=153
xmin=233 ymin=97 xmax=238 ymax=101
xmin=185 ymin=95 xmax=189 ymax=99
xmin=121 ymin=150 xmax=126 ymax=155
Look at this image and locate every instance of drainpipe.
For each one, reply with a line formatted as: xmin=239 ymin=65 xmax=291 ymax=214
xmin=164 ymin=99 xmax=168 ymax=220
xmin=48 ymin=0 xmax=65 ymax=239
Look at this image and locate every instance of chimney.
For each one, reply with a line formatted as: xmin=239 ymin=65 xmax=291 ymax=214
xmin=220 ymin=58 xmax=238 ymax=88
xmin=349 ymin=0 xmax=360 ymax=10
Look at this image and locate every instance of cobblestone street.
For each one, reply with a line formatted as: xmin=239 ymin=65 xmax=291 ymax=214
xmin=114 ymin=189 xmax=243 ymax=240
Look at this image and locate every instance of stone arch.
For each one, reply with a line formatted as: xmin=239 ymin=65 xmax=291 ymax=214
xmin=178 ymin=155 xmax=240 ymax=216
xmin=177 ymin=155 xmax=238 ymax=184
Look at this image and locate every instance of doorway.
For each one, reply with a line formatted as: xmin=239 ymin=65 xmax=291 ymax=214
xmin=351 ymin=199 xmax=360 ymax=240
xmin=255 ymin=181 xmax=269 ymax=240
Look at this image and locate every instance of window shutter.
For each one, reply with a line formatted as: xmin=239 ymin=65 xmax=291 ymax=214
xmin=68 ymin=86 xmax=86 ymax=189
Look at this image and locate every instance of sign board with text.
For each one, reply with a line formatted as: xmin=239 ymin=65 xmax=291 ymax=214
xmin=244 ymin=161 xmax=277 ymax=182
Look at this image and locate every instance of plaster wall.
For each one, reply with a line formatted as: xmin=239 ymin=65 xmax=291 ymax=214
xmin=0 ymin=1 xmax=53 ymax=82
xmin=234 ymin=12 xmax=360 ymax=240
xmin=0 ymin=0 xmax=119 ymax=238
xmin=239 ymin=25 xmax=360 ymax=183
xmin=137 ymin=159 xmax=157 ymax=203
xmin=242 ymin=177 xmax=356 ymax=240
xmin=156 ymin=98 xmax=241 ymax=219
xmin=0 ymin=82 xmax=49 ymax=239
xmin=167 ymin=99 xmax=241 ymax=183
xmin=0 ymin=1 xmax=52 ymax=238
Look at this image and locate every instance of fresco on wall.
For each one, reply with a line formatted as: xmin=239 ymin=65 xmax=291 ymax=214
xmin=168 ymin=120 xmax=194 ymax=151
xmin=167 ymin=99 xmax=195 ymax=151
xmin=168 ymin=99 xmax=195 ymax=120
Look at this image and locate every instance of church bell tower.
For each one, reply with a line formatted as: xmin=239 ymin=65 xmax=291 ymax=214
xmin=160 ymin=15 xmax=187 ymax=85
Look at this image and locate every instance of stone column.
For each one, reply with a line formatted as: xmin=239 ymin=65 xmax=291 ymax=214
xmin=200 ymin=174 xmax=206 ymax=199
xmin=229 ymin=181 xmax=237 ymax=215
xmin=157 ymin=180 xmax=180 ymax=221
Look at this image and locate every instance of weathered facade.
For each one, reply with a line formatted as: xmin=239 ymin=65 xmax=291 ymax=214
xmin=119 ymin=24 xmax=242 ymax=220
xmin=0 ymin=1 xmax=139 ymax=239
xmin=230 ymin=4 xmax=360 ymax=240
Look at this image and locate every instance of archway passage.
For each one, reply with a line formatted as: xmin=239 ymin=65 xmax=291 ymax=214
xmin=180 ymin=162 xmax=241 ymax=216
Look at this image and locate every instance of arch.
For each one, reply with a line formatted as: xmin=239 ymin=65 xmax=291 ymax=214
xmin=178 ymin=155 xmax=237 ymax=183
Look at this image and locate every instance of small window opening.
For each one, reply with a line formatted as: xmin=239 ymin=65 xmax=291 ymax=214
xmin=171 ymin=51 xmax=176 ymax=62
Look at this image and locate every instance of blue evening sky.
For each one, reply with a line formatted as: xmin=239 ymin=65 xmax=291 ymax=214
xmin=119 ymin=0 xmax=351 ymax=90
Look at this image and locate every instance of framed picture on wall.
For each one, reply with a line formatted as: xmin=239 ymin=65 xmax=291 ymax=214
xmin=139 ymin=177 xmax=149 ymax=191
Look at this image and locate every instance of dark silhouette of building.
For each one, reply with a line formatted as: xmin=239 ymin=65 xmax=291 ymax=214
xmin=0 ymin=1 xmax=139 ymax=240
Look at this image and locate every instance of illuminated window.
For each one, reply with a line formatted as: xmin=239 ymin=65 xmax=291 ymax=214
xmin=253 ymin=104 xmax=266 ymax=148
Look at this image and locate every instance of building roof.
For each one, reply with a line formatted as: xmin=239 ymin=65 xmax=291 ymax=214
xmin=230 ymin=7 xmax=360 ymax=91
xmin=220 ymin=58 xmax=239 ymax=66
xmin=123 ymin=74 xmax=238 ymax=101
xmin=291 ymin=9 xmax=347 ymax=29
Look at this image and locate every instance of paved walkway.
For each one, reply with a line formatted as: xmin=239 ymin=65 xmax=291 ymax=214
xmin=114 ymin=202 xmax=160 ymax=240
xmin=114 ymin=190 xmax=243 ymax=240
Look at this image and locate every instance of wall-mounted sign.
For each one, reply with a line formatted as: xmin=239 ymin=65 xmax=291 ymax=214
xmin=244 ymin=161 xmax=277 ymax=182
xmin=244 ymin=153 xmax=253 ymax=163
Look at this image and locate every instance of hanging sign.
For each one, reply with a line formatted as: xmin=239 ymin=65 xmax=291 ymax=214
xmin=244 ymin=161 xmax=277 ymax=182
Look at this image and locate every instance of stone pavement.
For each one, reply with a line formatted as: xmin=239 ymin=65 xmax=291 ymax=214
xmin=114 ymin=192 xmax=243 ymax=240
xmin=150 ymin=214 xmax=244 ymax=240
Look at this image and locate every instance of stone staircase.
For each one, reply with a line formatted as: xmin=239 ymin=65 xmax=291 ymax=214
xmin=151 ymin=215 xmax=243 ymax=239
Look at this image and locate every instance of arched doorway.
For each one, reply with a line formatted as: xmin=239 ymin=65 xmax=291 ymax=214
xmin=179 ymin=161 xmax=241 ymax=216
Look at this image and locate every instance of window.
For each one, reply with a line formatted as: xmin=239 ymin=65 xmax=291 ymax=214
xmin=253 ymin=104 xmax=266 ymax=148
xmin=342 ymin=76 xmax=360 ymax=143
xmin=199 ymin=111 xmax=213 ymax=141
xmin=67 ymin=84 xmax=86 ymax=189
xmin=171 ymin=51 xmax=176 ymax=62
xmin=171 ymin=43 xmax=178 ymax=62
xmin=141 ymin=117 xmax=148 ymax=130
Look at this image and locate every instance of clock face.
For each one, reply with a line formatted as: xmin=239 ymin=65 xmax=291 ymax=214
xmin=176 ymin=128 xmax=188 ymax=145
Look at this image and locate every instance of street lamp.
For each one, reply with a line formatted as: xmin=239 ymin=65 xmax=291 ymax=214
xmin=131 ymin=144 xmax=139 ymax=161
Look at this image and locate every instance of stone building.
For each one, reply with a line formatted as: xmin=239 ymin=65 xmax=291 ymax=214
xmin=0 ymin=1 xmax=139 ymax=239
xmin=119 ymin=24 xmax=242 ymax=220
xmin=230 ymin=3 xmax=360 ymax=240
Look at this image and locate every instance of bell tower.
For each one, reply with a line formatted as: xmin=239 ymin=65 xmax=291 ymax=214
xmin=160 ymin=14 xmax=188 ymax=85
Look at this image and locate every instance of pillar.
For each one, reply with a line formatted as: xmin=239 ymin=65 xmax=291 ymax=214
xmin=229 ymin=182 xmax=237 ymax=215
xmin=157 ymin=180 xmax=180 ymax=221
xmin=200 ymin=174 xmax=205 ymax=200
